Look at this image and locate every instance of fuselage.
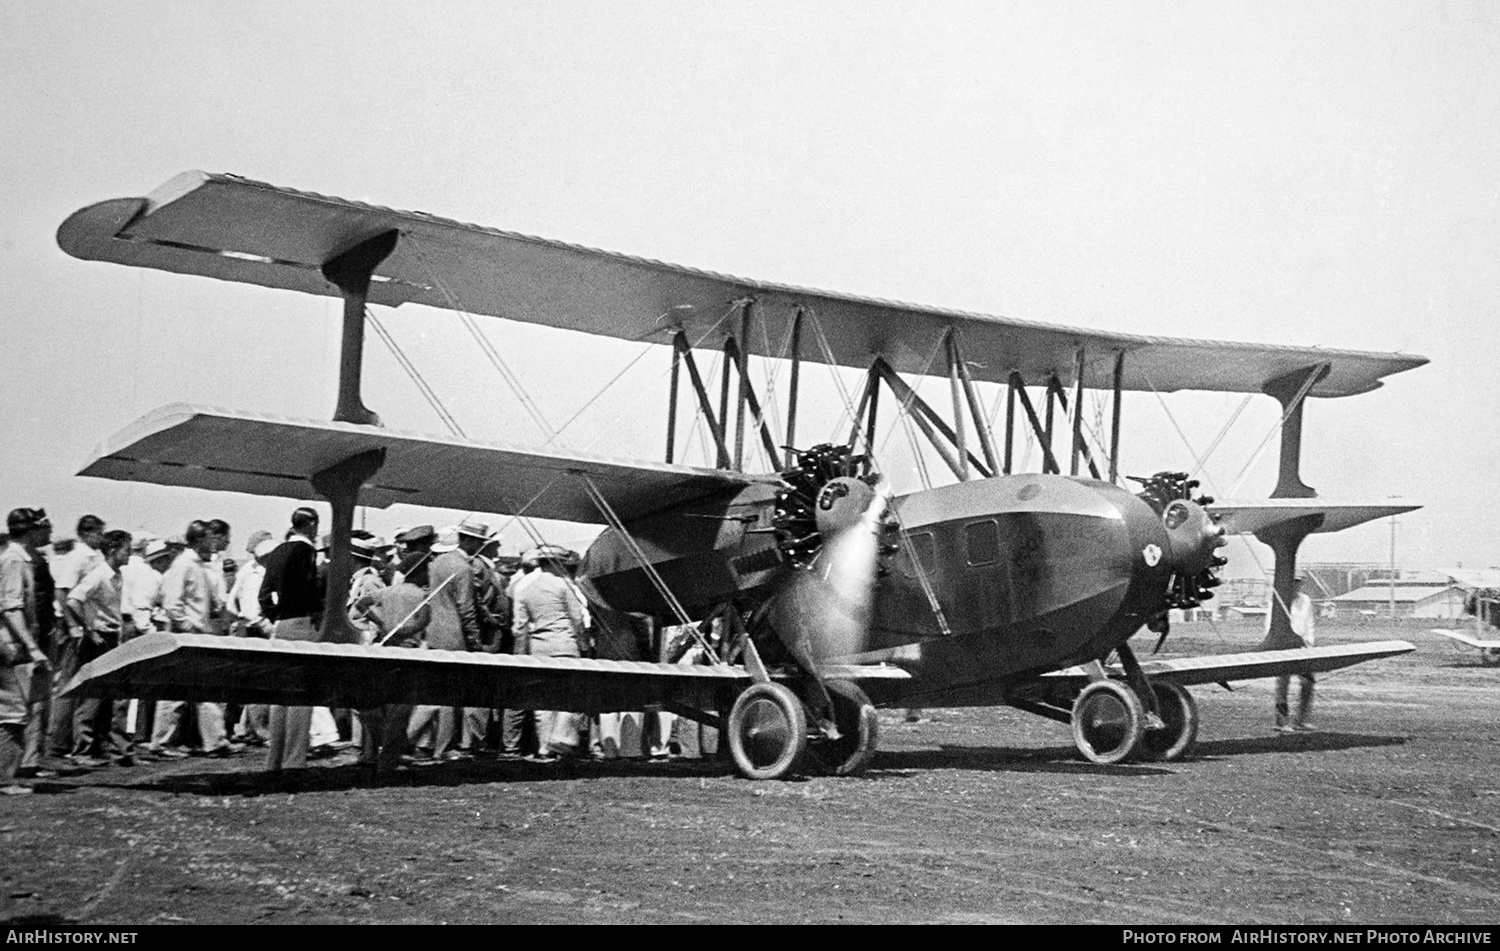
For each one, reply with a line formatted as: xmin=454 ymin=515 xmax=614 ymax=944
xmin=579 ymin=473 xmax=1184 ymax=705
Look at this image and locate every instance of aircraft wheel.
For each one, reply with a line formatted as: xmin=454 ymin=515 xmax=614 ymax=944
xmin=727 ymin=682 xmax=808 ymax=780
xmin=1139 ymin=680 xmax=1199 ymax=762
xmin=806 ymin=679 xmax=880 ymax=776
xmin=1482 ymin=648 xmax=1500 ymax=667
xmin=1071 ymin=680 xmax=1146 ymax=765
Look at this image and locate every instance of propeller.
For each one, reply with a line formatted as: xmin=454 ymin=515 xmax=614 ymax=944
xmin=759 ymin=473 xmax=892 ymax=741
xmin=1130 ymin=471 xmax=1229 ymax=651
xmin=769 ymin=475 xmax=893 ymax=666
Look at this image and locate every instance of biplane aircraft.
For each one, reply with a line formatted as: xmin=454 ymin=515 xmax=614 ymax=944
xmin=1431 ymin=592 xmax=1500 ymax=666
xmin=60 ymin=171 xmax=1422 ymax=778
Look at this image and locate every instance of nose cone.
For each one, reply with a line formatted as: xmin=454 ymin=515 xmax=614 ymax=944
xmin=1161 ymin=499 xmax=1226 ymax=575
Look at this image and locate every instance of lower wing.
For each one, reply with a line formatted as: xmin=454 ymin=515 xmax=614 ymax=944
xmin=65 ymin=633 xmax=751 ymax=714
xmin=1050 ymin=640 xmax=1415 ymax=687
xmin=1429 ymin=628 xmax=1500 ymax=650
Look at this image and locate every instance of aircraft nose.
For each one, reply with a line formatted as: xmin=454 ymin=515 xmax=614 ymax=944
xmin=1162 ymin=500 xmax=1227 ymax=575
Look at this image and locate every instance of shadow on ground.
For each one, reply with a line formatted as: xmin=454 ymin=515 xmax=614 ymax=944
xmin=86 ymin=755 xmax=736 ymax=796
xmin=1191 ymin=731 xmax=1407 ymax=759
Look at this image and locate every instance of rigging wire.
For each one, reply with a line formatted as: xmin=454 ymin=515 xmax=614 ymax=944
xmin=366 ymin=308 xmax=467 ymax=438
xmin=405 ymin=233 xmax=558 ymax=442
xmin=1190 ymin=395 xmax=1253 ymax=482
xmin=572 ymin=301 xmax=741 ymax=459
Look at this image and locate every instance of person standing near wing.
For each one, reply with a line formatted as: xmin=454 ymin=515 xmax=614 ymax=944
xmin=407 ymin=525 xmax=482 ymax=761
xmin=258 ymin=507 xmax=324 ymax=771
xmin=513 ymin=546 xmax=588 ymax=762
xmin=48 ymin=514 xmax=105 ymax=759
xmin=148 ymin=520 xmax=234 ymax=758
xmin=1 ymin=509 xmax=53 ymax=794
xmin=64 ymin=530 xmax=135 ymax=766
xmin=352 ymin=550 xmax=432 ymax=773
xmin=1273 ymin=574 xmax=1317 ymax=733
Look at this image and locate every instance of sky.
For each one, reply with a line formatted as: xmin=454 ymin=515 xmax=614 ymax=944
xmin=1 ymin=1 xmax=1496 ymax=578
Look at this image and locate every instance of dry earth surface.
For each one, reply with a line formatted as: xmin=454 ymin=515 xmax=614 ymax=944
xmin=2 ymin=619 xmax=1497 ymax=925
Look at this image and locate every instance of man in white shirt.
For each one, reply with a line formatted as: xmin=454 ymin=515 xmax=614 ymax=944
xmin=48 ymin=514 xmax=105 ymax=758
xmin=65 ymin=530 xmax=134 ymax=765
xmin=227 ymin=532 xmax=273 ymax=638
xmin=120 ymin=536 xmax=165 ymax=639
xmin=1273 ymin=574 xmax=1318 ymax=733
xmin=147 ymin=521 xmax=233 ymax=758
xmin=228 ymin=535 xmax=275 ymax=745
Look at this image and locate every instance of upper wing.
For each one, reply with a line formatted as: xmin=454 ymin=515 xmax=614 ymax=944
xmin=59 ymin=171 xmax=1427 ymax=397
xmin=1049 ymin=640 xmax=1415 ymax=687
xmin=1209 ymin=499 xmax=1422 ymax=536
xmin=1429 ymin=628 xmax=1500 ymax=650
xmin=65 ymin=632 xmax=750 ymax=713
xmin=80 ymin=403 xmax=779 ymax=520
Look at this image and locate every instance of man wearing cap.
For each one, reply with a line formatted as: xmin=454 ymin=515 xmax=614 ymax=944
xmin=49 ymin=514 xmax=106 ymax=758
xmin=259 ymin=507 xmax=324 ymax=771
xmin=1 ymin=509 xmax=53 ymax=794
xmin=225 ymin=532 xmax=274 ymax=746
xmin=512 ymin=547 xmax=589 ymax=761
xmin=1273 ymin=574 xmax=1318 ymax=733
xmin=347 ymin=538 xmax=387 ymax=644
xmin=408 ymin=523 xmax=484 ymax=760
xmin=352 ymin=550 xmax=433 ymax=771
xmin=148 ymin=521 xmax=234 ymax=758
xmin=227 ymin=532 xmax=274 ymax=639
xmin=119 ymin=536 xmax=174 ymax=747
xmin=121 ymin=535 xmax=163 ymax=640
xmin=65 ymin=530 xmax=135 ymax=766
xmin=13 ymin=510 xmax=57 ymax=779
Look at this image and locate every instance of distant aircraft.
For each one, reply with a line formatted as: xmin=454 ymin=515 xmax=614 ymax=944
xmin=1430 ymin=592 xmax=1500 ymax=666
xmin=60 ymin=171 xmax=1420 ymax=778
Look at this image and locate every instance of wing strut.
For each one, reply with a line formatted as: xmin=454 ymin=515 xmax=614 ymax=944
xmin=310 ymin=448 xmax=386 ymax=643
xmin=1256 ymin=362 xmax=1332 ymax=651
xmin=321 ymin=230 xmax=398 ymax=427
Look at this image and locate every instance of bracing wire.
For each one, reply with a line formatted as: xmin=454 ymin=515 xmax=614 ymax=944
xmin=405 ymin=234 xmax=558 ymax=442
xmin=366 ymin=309 xmax=467 ymax=438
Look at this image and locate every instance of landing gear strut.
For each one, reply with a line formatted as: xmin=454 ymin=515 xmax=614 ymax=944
xmin=805 ymin=680 xmax=880 ymax=776
xmin=1138 ymin=680 xmax=1199 ymax=762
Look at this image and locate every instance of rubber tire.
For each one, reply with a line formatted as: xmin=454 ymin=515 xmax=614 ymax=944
xmin=1481 ymin=648 xmax=1500 ymax=668
xmin=1139 ymin=680 xmax=1199 ymax=762
xmin=806 ymin=679 xmax=880 ymax=776
xmin=728 ymin=682 xmax=809 ymax=780
xmin=1071 ymin=679 xmax=1146 ymax=765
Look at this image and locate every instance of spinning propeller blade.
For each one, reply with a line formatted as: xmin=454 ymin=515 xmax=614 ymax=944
xmin=768 ymin=477 xmax=892 ymax=667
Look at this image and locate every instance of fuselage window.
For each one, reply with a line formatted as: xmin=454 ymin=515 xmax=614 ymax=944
xmin=965 ymin=519 xmax=999 ymax=567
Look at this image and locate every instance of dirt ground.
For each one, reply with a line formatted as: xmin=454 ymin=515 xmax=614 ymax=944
xmin=1 ymin=619 xmax=1497 ymax=925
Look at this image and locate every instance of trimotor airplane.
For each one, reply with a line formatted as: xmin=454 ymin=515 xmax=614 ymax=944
xmin=60 ymin=171 xmax=1422 ymax=779
xmin=1430 ymin=592 xmax=1500 ymax=666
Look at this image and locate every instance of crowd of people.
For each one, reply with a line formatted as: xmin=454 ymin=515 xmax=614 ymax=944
xmin=0 ymin=504 xmax=710 ymax=795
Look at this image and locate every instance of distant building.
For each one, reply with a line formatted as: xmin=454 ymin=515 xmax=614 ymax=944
xmin=1327 ymin=582 xmax=1467 ymax=619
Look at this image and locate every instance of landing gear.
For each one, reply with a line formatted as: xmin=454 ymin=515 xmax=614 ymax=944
xmin=727 ymin=682 xmax=808 ymax=780
xmin=1071 ymin=680 xmax=1146 ymax=765
xmin=805 ymin=680 xmax=879 ymax=776
xmin=1138 ymin=680 xmax=1198 ymax=762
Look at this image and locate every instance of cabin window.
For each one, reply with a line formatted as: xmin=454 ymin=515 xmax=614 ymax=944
xmin=964 ymin=520 xmax=1000 ymax=566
